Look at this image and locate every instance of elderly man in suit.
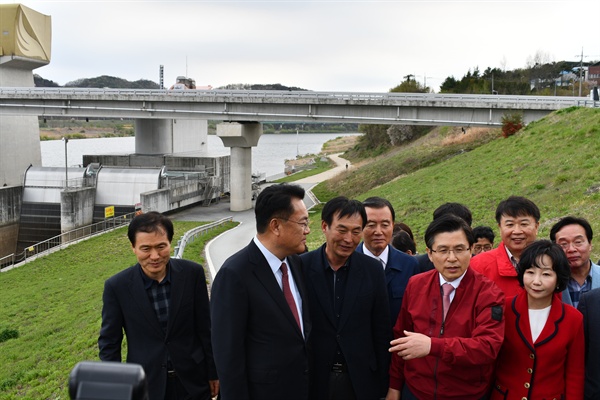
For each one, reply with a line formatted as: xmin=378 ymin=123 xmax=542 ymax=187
xmin=550 ymin=216 xmax=600 ymax=307
xmin=99 ymin=211 xmax=218 ymax=400
xmin=578 ymin=288 xmax=600 ymax=399
xmin=356 ymin=196 xmax=419 ymax=329
xmin=211 ymin=183 xmax=312 ymax=400
xmin=301 ymin=196 xmax=390 ymax=400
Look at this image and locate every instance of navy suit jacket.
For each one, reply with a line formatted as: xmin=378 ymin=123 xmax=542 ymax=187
xmin=356 ymin=243 xmax=419 ymax=328
xmin=210 ymin=240 xmax=311 ymax=400
xmin=301 ymin=245 xmax=391 ymax=400
xmin=98 ymin=258 xmax=216 ymax=400
xmin=578 ymin=288 xmax=600 ymax=400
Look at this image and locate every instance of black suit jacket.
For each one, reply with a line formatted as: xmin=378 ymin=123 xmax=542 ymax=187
xmin=98 ymin=258 xmax=217 ymax=400
xmin=301 ymin=245 xmax=391 ymax=400
xmin=356 ymin=243 xmax=419 ymax=329
xmin=578 ymin=288 xmax=600 ymax=400
xmin=416 ymin=253 xmax=435 ymax=273
xmin=210 ymin=240 xmax=311 ymax=400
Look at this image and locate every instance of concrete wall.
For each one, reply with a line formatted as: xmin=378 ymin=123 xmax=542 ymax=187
xmin=0 ymin=185 xmax=22 ymax=259
xmin=60 ymin=187 xmax=95 ymax=234
xmin=141 ymin=188 xmax=170 ymax=213
xmin=134 ymin=119 xmax=174 ymax=154
xmin=173 ymin=119 xmax=208 ymax=154
xmin=0 ymin=64 xmax=42 ymax=186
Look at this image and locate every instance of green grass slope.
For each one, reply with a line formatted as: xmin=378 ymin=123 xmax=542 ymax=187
xmin=308 ymin=107 xmax=600 ymax=257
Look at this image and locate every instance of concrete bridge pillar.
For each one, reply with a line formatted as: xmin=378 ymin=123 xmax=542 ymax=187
xmin=134 ymin=119 xmax=208 ymax=155
xmin=135 ymin=119 xmax=174 ymax=154
xmin=216 ymin=122 xmax=262 ymax=211
xmin=0 ymin=4 xmax=51 ymax=186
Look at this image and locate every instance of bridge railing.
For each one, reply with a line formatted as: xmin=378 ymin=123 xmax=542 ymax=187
xmin=0 ymin=87 xmax=597 ymax=108
xmin=0 ymin=212 xmax=136 ymax=272
xmin=172 ymin=217 xmax=233 ymax=259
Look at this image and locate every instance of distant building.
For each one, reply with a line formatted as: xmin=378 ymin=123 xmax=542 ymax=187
xmin=588 ymin=62 xmax=600 ymax=86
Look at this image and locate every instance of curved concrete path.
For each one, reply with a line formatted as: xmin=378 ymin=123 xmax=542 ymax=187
xmin=170 ymin=153 xmax=350 ymax=281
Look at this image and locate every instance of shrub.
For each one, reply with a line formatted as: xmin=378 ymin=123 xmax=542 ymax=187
xmin=501 ymin=112 xmax=524 ymax=138
xmin=0 ymin=328 xmax=19 ymax=343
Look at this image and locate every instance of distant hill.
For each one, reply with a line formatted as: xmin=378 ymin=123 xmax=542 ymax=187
xmin=33 ymin=75 xmax=307 ymax=91
xmin=64 ymin=75 xmax=160 ymax=89
xmin=33 ymin=74 xmax=59 ymax=87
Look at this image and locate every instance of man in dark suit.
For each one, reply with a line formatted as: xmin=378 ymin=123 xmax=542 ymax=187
xmin=211 ymin=183 xmax=311 ymax=400
xmin=301 ymin=196 xmax=390 ymax=400
xmin=99 ymin=211 xmax=218 ymax=400
xmin=578 ymin=287 xmax=600 ymax=399
xmin=356 ymin=196 xmax=419 ymax=329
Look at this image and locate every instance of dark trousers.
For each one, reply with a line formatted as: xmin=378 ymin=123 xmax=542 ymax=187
xmin=165 ymin=372 xmax=211 ymax=400
xmin=328 ymin=371 xmax=356 ymax=400
xmin=402 ymin=384 xmax=489 ymax=400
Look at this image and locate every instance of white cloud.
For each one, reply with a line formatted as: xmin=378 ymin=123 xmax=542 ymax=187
xmin=6 ymin=0 xmax=599 ymax=92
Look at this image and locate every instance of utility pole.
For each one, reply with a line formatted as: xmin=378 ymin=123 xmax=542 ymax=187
xmin=577 ymin=48 xmax=584 ymax=97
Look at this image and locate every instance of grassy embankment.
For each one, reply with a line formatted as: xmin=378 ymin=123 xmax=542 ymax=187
xmin=305 ymin=107 xmax=600 ymax=255
xmin=0 ymin=220 xmax=236 ymax=399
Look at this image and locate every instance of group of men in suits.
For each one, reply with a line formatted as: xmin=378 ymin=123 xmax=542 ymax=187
xmin=211 ymin=187 xmax=403 ymax=400
xmin=98 ymin=183 xmax=419 ymax=400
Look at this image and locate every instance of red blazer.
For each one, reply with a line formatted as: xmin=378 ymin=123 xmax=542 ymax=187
xmin=470 ymin=242 xmax=523 ymax=298
xmin=492 ymin=292 xmax=585 ymax=400
xmin=389 ymin=267 xmax=505 ymax=400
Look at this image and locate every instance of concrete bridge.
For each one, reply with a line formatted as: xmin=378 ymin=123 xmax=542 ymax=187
xmin=0 ymin=87 xmax=594 ymax=126
xmin=0 ymin=87 xmax=596 ymax=211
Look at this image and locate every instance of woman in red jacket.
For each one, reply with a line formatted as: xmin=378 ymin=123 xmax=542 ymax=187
xmin=492 ymin=240 xmax=585 ymax=400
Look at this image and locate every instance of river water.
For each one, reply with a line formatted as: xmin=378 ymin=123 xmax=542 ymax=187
xmin=40 ymin=133 xmax=359 ymax=178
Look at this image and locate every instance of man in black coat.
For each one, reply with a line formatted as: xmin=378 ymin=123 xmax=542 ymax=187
xmin=99 ymin=212 xmax=218 ymax=400
xmin=211 ymin=183 xmax=312 ymax=400
xmin=301 ymin=196 xmax=390 ymax=400
xmin=578 ymin=287 xmax=600 ymax=399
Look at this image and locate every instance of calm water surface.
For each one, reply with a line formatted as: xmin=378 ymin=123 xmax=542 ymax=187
xmin=41 ymin=133 xmax=360 ymax=178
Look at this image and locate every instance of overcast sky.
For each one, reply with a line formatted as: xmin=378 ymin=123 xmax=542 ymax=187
xmin=6 ymin=0 xmax=600 ymax=92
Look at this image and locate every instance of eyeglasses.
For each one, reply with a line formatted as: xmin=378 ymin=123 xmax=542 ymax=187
xmin=558 ymin=239 xmax=588 ymax=250
xmin=278 ymin=218 xmax=310 ymax=230
xmin=473 ymin=244 xmax=493 ymax=252
xmin=430 ymin=247 xmax=471 ymax=256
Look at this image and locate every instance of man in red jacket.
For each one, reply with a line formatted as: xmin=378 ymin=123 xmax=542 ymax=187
xmin=386 ymin=215 xmax=505 ymax=400
xmin=471 ymin=196 xmax=540 ymax=298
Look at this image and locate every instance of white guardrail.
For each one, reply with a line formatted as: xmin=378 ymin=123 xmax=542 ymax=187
xmin=173 ymin=217 xmax=234 ymax=259
xmin=0 ymin=215 xmax=234 ymax=272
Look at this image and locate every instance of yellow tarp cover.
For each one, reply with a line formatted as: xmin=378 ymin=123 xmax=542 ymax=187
xmin=0 ymin=4 xmax=51 ymax=62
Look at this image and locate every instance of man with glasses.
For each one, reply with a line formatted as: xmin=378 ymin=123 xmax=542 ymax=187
xmin=472 ymin=225 xmax=495 ymax=256
xmin=211 ymin=183 xmax=312 ymax=400
xmin=386 ymin=215 xmax=505 ymax=400
xmin=301 ymin=196 xmax=390 ymax=400
xmin=550 ymin=216 xmax=600 ymax=308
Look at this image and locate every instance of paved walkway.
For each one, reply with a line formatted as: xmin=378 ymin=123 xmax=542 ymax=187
xmin=169 ymin=153 xmax=351 ymax=281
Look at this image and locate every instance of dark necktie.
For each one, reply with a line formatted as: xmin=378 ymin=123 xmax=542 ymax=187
xmin=442 ymin=283 xmax=454 ymax=320
xmin=281 ymin=262 xmax=301 ymax=329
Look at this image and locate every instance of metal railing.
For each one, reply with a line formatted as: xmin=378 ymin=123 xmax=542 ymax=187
xmin=173 ymin=217 xmax=233 ymax=259
xmin=0 ymin=212 xmax=137 ymax=272
xmin=1 ymin=87 xmax=597 ymax=108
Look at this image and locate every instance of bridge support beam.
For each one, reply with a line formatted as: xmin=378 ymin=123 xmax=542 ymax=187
xmin=216 ymin=122 xmax=262 ymax=211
